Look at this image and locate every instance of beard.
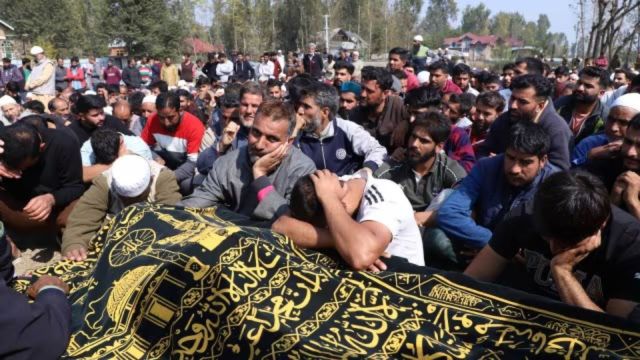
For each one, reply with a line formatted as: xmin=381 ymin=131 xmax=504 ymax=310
xmin=573 ymin=92 xmax=598 ymax=104
xmin=302 ymin=114 xmax=322 ymax=134
xmin=406 ymin=147 xmax=436 ymax=166
xmin=508 ymin=109 xmax=535 ymax=123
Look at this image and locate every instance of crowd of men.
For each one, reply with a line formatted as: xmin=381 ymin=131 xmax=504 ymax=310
xmin=1 ymin=38 xmax=640 ymax=357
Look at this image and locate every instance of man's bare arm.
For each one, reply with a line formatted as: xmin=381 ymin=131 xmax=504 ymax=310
xmin=464 ymin=245 xmax=508 ymax=282
xmin=272 ymin=215 xmax=334 ymax=248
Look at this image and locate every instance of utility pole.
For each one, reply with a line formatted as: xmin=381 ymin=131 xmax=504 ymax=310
xmin=324 ymin=14 xmax=330 ymax=54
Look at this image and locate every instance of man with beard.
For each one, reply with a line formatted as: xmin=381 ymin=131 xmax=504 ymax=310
xmin=350 ymin=66 xmax=408 ymax=153
xmin=471 ymin=91 xmax=505 ymax=149
xmin=337 ymin=81 xmax=361 ymax=120
xmin=436 ymin=121 xmax=557 ymax=269
xmin=613 ymin=68 xmax=632 ymax=90
xmin=555 ymin=66 xmax=607 ymax=144
xmin=572 ymin=93 xmax=640 ymax=167
xmin=426 ymin=61 xmax=462 ymax=97
xmin=0 ymin=58 xmax=24 ymax=94
xmin=388 ymin=47 xmax=419 ymax=92
xmin=180 ymin=101 xmax=316 ymax=221
xmin=332 ymin=61 xmax=354 ymax=87
xmin=476 ymin=74 xmax=572 ymax=170
xmin=295 ymin=82 xmax=386 ymax=176
xmin=610 ymin=114 xmax=640 ymax=220
xmin=141 ymin=92 xmax=204 ymax=194
xmin=376 ymin=112 xmax=466 ymax=267
xmin=452 ymin=63 xmax=479 ymax=96
xmin=411 ymin=35 xmax=429 ymax=72
xmin=302 ymin=43 xmax=323 ymax=80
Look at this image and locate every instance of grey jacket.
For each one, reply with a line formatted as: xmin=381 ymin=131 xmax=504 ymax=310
xmin=179 ymin=145 xmax=316 ymax=220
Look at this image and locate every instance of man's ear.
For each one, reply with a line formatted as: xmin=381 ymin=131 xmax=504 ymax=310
xmin=539 ymin=154 xmax=548 ymax=167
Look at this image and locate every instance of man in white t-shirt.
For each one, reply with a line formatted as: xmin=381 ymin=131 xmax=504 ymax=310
xmin=273 ymin=169 xmax=424 ymax=270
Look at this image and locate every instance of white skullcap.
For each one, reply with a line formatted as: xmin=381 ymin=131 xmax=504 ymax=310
xmin=25 ymin=92 xmax=34 ymax=99
xmin=611 ymin=93 xmax=640 ymax=113
xmin=111 ymin=155 xmax=151 ymax=198
xmin=414 ymin=35 xmax=424 ymax=42
xmin=177 ymin=80 xmax=187 ymax=88
xmin=30 ymin=46 xmax=44 ymax=55
xmin=0 ymin=95 xmax=17 ymax=108
xmin=83 ymin=90 xmax=97 ymax=96
xmin=417 ymin=71 xmax=430 ymax=85
xmin=142 ymin=95 xmax=156 ymax=104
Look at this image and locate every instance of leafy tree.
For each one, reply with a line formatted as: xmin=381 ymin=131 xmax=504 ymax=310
xmin=461 ymin=3 xmax=491 ymax=35
xmin=418 ymin=0 xmax=458 ymax=48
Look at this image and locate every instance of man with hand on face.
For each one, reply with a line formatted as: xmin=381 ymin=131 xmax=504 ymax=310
xmin=295 ymin=82 xmax=386 ymax=176
xmin=180 ymin=101 xmax=316 ymax=221
xmin=0 ymin=122 xmax=83 ymax=244
xmin=141 ymin=92 xmax=205 ymax=194
xmin=273 ymin=168 xmax=424 ymax=271
xmin=465 ymin=171 xmax=640 ymax=324
xmin=572 ymin=93 xmax=640 ymax=167
xmin=471 ymin=91 xmax=505 ymax=148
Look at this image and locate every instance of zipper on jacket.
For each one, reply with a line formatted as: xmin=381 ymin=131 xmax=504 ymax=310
xmin=320 ymin=138 xmax=327 ymax=169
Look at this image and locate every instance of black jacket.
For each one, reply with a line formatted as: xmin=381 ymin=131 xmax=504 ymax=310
xmin=122 ymin=66 xmax=142 ymax=89
xmin=303 ymin=53 xmax=323 ymax=79
xmin=0 ymin=226 xmax=71 ymax=359
xmin=234 ymin=60 xmax=255 ymax=80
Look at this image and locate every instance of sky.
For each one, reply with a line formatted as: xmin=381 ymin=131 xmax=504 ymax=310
xmin=451 ymin=0 xmax=577 ymax=42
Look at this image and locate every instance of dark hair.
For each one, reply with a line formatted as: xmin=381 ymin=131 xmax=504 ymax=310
xmin=2 ymin=57 xmax=11 ymax=63
xmin=476 ymin=91 xmax=505 ymax=112
xmin=448 ymin=93 xmax=476 ymax=117
xmin=73 ymin=95 xmax=106 ymax=114
xmin=389 ymin=47 xmax=410 ymax=61
xmin=107 ymin=84 xmax=119 ymax=95
xmin=95 ymin=82 xmax=107 ymax=91
xmin=299 ymin=82 xmax=339 ymax=118
xmin=452 ymin=63 xmax=472 ymax=77
xmin=175 ymin=88 xmax=193 ymax=100
xmin=411 ymin=111 xmax=451 ymax=144
xmin=91 ymin=128 xmax=121 ymax=165
xmin=286 ymin=75 xmax=315 ymax=103
xmin=196 ymin=76 xmax=211 ymax=88
xmin=149 ymin=80 xmax=168 ymax=94
xmin=506 ymin=120 xmax=550 ymax=157
xmin=266 ymin=79 xmax=282 ymax=89
xmin=533 ymin=171 xmax=610 ymax=246
xmin=405 ymin=87 xmax=442 ymax=109
xmin=478 ymin=71 xmax=501 ymax=86
xmin=5 ymin=81 xmax=20 ymax=93
xmin=220 ymin=94 xmax=240 ymax=109
xmin=554 ymin=66 xmax=570 ymax=77
xmin=71 ymin=56 xmax=79 ymax=63
xmin=515 ymin=57 xmax=544 ymax=75
xmin=19 ymin=114 xmax=47 ymax=133
xmin=361 ymin=66 xmax=393 ymax=91
xmin=128 ymin=91 xmax=145 ymax=115
xmin=290 ymin=175 xmax=326 ymax=227
xmin=579 ymin=66 xmax=609 ymax=88
xmin=614 ymin=68 xmax=633 ymax=80
xmin=502 ymin=63 xmax=516 ymax=73
xmin=333 ymin=60 xmax=354 ymax=74
xmin=156 ymin=92 xmax=180 ymax=111
xmin=428 ymin=60 xmax=450 ymax=74
xmin=22 ymin=58 xmax=30 ymax=65
xmin=22 ymin=100 xmax=45 ymax=114
xmin=0 ymin=123 xmax=41 ymax=169
xmin=511 ymin=74 xmax=553 ymax=99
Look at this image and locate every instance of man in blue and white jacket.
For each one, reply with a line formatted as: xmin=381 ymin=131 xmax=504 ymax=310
xmin=295 ymin=82 xmax=387 ymax=176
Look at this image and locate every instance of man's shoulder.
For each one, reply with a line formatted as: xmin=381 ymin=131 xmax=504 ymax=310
xmin=287 ymin=146 xmax=316 ymax=169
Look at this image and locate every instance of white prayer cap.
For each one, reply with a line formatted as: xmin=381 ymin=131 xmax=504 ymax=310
xmin=177 ymin=80 xmax=187 ymax=88
xmin=30 ymin=46 xmax=44 ymax=55
xmin=142 ymin=95 xmax=156 ymax=104
xmin=413 ymin=35 xmax=424 ymax=42
xmin=84 ymin=90 xmax=97 ymax=96
xmin=417 ymin=71 xmax=430 ymax=85
xmin=0 ymin=95 xmax=17 ymax=108
xmin=611 ymin=93 xmax=640 ymax=113
xmin=111 ymin=155 xmax=151 ymax=198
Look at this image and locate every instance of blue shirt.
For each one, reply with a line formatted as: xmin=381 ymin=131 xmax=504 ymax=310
xmin=437 ymin=155 xmax=557 ymax=248
xmin=571 ymin=133 xmax=609 ymax=167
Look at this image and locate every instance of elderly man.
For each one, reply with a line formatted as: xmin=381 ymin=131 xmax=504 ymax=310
xmin=180 ymin=100 xmax=316 ymax=221
xmin=24 ymin=46 xmax=56 ymax=111
xmin=303 ymin=43 xmax=323 ymax=80
xmin=0 ymin=95 xmax=21 ymax=125
xmin=62 ymin=154 xmax=181 ymax=261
